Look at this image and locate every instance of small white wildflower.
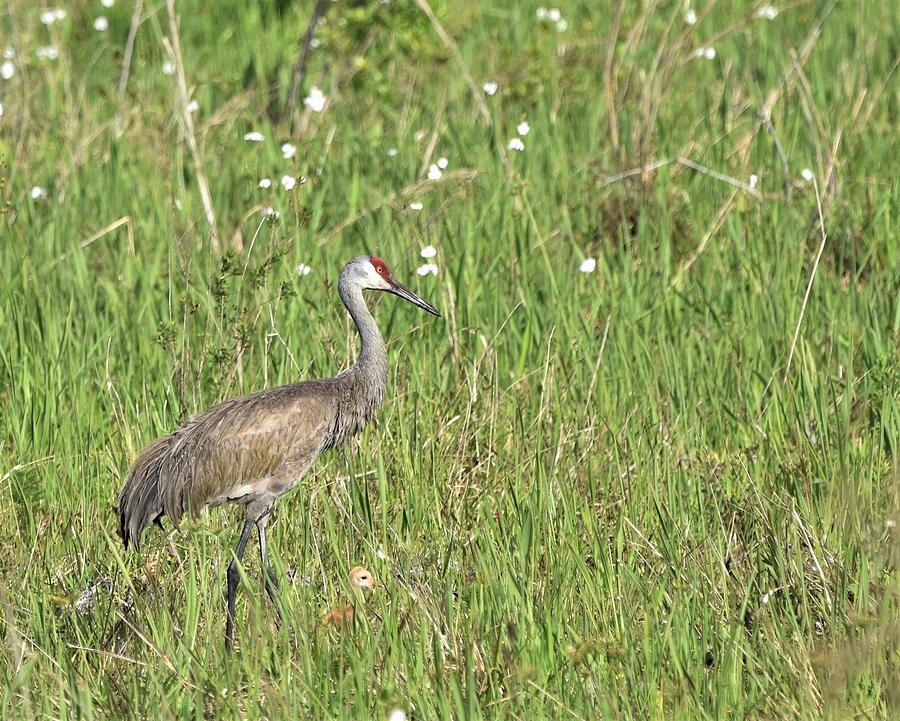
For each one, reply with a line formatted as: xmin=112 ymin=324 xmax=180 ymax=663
xmin=281 ymin=142 xmax=297 ymax=159
xmin=31 ymin=186 xmax=49 ymax=200
xmin=303 ymin=85 xmax=326 ymax=113
xmin=536 ymin=7 xmax=548 ymax=20
xmin=685 ymin=8 xmax=697 ymax=25
xmin=556 ymin=18 xmax=568 ymax=32
xmin=756 ymin=5 xmax=778 ymax=20
xmin=427 ymin=164 xmax=443 ymax=181
xmin=376 ymin=547 xmax=388 ymax=561
xmin=281 ymin=175 xmax=297 ymax=191
xmin=749 ymin=174 xmax=759 ymax=190
xmin=101 ymin=0 xmax=115 ymax=7
xmin=3 ymin=48 xmax=14 ymax=60
xmin=162 ymin=61 xmax=175 ymax=75
xmin=1 ymin=61 xmax=13 ymax=80
xmin=40 ymin=10 xmax=59 ymax=25
xmin=387 ymin=710 xmax=407 ymax=721
xmin=483 ymin=81 xmax=498 ymax=96
xmin=94 ymin=16 xmax=109 ymax=32
xmin=261 ymin=206 xmax=281 ymax=219
xmin=420 ymin=245 xmax=437 ymax=259
xmin=507 ymin=137 xmax=525 ymax=151
xmin=885 ymin=519 xmax=896 ymax=529
xmin=386 ymin=148 xmax=398 ymax=157
xmin=310 ymin=37 xmax=322 ymax=49
xmin=414 ymin=129 xmax=426 ymax=143
xmin=800 ymin=168 xmax=814 ymax=182
xmin=579 ymin=258 xmax=597 ymax=273
xmin=416 ymin=263 xmax=438 ymax=276
xmin=437 ymin=156 xmax=448 ymax=169
xmin=761 ymin=592 xmax=771 ymax=605
xmin=53 ymin=8 xmax=66 ymax=20
xmin=517 ymin=121 xmax=530 ymax=136
xmin=296 ymin=263 xmax=312 ymax=276
xmin=36 ymin=46 xmax=59 ymax=61
xmin=220 ymin=688 xmax=228 ymax=698
xmin=258 ymin=178 xmax=272 ymax=189
xmin=547 ymin=8 xmax=562 ymax=23
xmin=243 ymin=131 xmax=265 ymax=142
xmin=409 ymin=202 xmax=423 ymax=211
xmin=186 ymin=99 xmax=199 ymax=113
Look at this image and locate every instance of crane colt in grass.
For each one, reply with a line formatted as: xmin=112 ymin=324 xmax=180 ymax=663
xmin=322 ymin=566 xmax=377 ymax=628
xmin=118 ymin=256 xmax=440 ymax=647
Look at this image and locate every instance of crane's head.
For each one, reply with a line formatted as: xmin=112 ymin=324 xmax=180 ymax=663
xmin=342 ymin=256 xmax=440 ymax=317
xmin=349 ymin=566 xmax=376 ymax=590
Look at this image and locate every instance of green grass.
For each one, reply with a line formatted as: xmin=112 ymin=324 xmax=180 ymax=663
xmin=1 ymin=0 xmax=898 ymax=718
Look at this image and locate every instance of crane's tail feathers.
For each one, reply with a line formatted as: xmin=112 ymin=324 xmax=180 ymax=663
xmin=118 ymin=437 xmax=171 ymax=551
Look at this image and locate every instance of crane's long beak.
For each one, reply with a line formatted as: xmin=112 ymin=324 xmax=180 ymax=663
xmin=388 ymin=279 xmax=441 ymax=317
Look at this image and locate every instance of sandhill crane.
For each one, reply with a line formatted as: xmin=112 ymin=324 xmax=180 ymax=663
xmin=322 ymin=566 xmax=376 ymax=628
xmin=118 ymin=256 xmax=439 ymax=647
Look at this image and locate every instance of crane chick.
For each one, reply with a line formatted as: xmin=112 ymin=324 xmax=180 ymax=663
xmin=322 ymin=566 xmax=376 ymax=628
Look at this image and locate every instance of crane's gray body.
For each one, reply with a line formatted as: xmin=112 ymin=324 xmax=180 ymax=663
xmin=118 ymin=364 xmax=385 ymax=550
xmin=118 ymin=257 xmax=407 ymax=550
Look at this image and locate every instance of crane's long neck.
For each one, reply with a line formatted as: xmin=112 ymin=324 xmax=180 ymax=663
xmin=340 ymin=283 xmax=387 ymax=379
xmin=333 ymin=280 xmax=388 ymax=443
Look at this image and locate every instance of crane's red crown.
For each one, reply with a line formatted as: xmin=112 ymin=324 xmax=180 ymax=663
xmin=370 ymin=256 xmax=391 ymax=278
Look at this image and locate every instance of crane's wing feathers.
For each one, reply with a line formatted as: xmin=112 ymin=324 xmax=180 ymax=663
xmin=119 ymin=380 xmax=340 ymax=549
xmin=163 ymin=381 xmax=338 ymax=519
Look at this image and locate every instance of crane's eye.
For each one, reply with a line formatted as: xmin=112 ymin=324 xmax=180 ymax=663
xmin=376 ymin=267 xmax=385 ymax=275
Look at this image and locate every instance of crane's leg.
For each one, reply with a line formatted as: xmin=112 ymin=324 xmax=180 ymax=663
xmin=256 ymin=514 xmax=280 ymax=609
xmin=225 ymin=519 xmax=254 ymax=650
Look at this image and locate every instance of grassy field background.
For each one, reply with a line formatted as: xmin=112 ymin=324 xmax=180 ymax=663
xmin=1 ymin=0 xmax=898 ymax=718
